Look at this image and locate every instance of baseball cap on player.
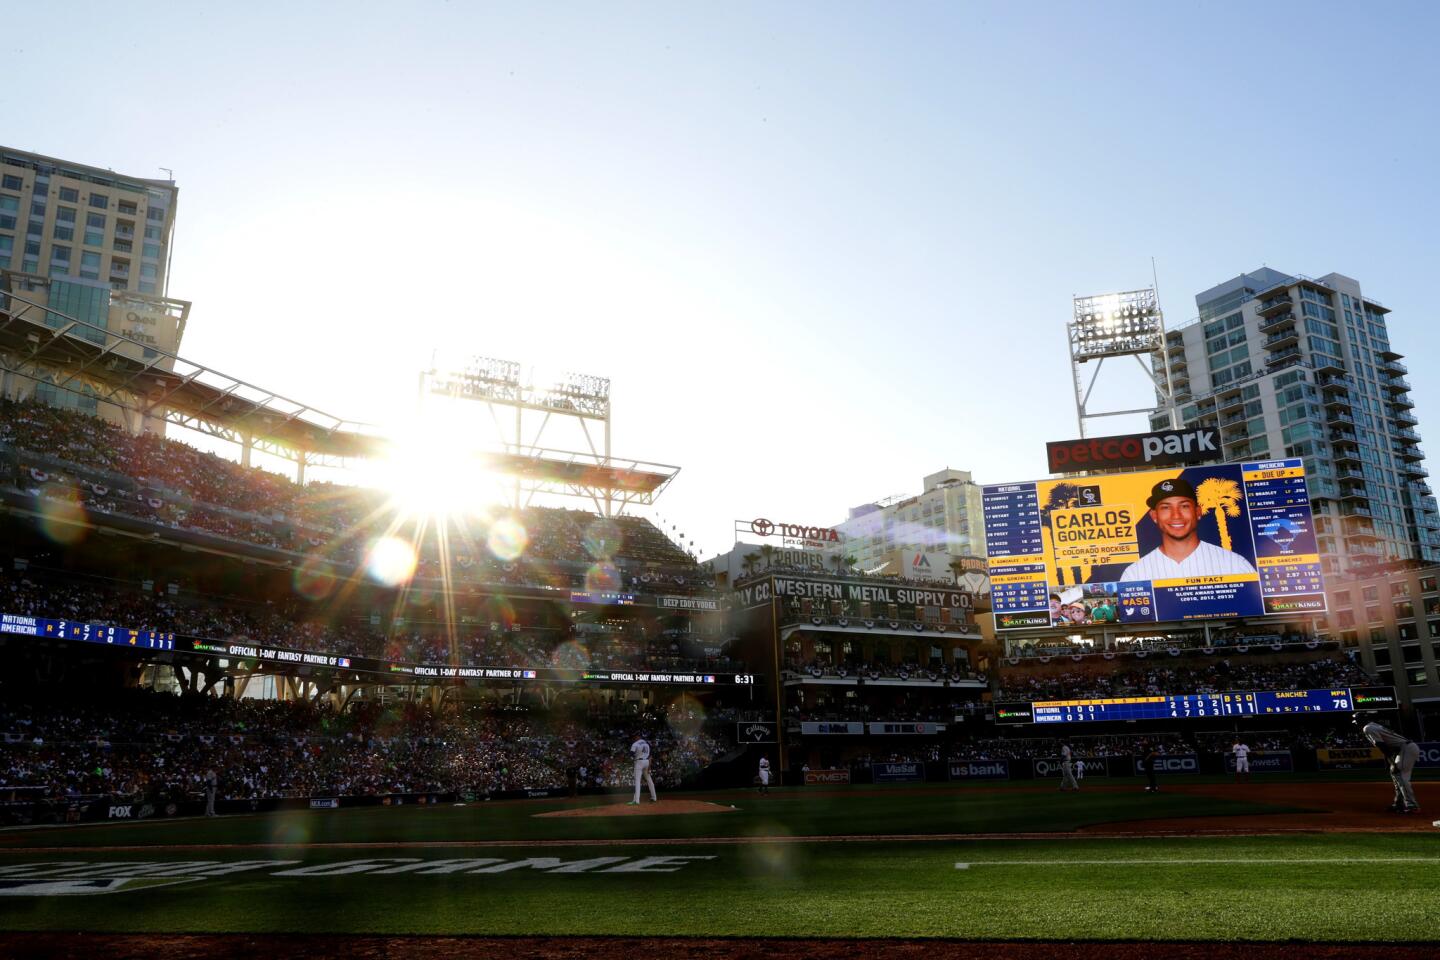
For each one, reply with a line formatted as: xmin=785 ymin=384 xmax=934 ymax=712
xmin=1146 ymin=477 xmax=1197 ymax=509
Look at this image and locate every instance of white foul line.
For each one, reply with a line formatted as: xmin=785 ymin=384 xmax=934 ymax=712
xmin=956 ymin=857 xmax=1440 ymax=869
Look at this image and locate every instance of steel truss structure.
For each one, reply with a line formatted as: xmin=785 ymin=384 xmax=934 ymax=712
xmin=1067 ymin=287 xmax=1180 ymax=437
xmin=0 ymin=287 xmax=382 ymax=479
xmin=420 ymin=355 xmax=678 ymax=516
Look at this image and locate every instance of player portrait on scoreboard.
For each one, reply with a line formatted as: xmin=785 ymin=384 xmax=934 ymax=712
xmin=984 ymin=458 xmax=1325 ymax=630
xmin=1118 ymin=475 xmax=1258 ymax=582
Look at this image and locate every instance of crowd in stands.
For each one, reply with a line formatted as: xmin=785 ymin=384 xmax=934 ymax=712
xmin=998 ymin=654 xmax=1371 ymax=701
xmin=0 ymin=398 xmax=706 ymax=591
xmin=784 ymin=657 xmax=985 ymax=683
xmin=948 ymin=724 xmax=1374 ymax=761
xmin=0 ymin=690 xmax=734 ymax=814
xmin=786 ymin=698 xmax=984 ymax=723
xmin=1005 ymin=629 xmax=1321 ymax=661
xmin=740 ymin=561 xmax=962 ymax=592
xmin=0 ymin=570 xmax=738 ymax=673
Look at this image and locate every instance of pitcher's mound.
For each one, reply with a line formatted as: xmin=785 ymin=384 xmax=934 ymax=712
xmin=536 ymin=799 xmax=736 ymax=819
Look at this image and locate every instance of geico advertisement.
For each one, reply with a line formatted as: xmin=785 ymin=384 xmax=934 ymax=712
xmin=1133 ymin=754 xmax=1201 ymax=775
xmin=984 ymin=459 xmax=1326 ymax=630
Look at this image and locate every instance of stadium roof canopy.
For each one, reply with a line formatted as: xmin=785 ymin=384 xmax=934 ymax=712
xmin=0 ymin=289 xmax=679 ymax=509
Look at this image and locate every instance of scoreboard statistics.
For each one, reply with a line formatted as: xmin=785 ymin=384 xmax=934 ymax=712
xmin=994 ymin=686 xmax=1397 ymax=724
xmin=983 ymin=458 xmax=1327 ymax=630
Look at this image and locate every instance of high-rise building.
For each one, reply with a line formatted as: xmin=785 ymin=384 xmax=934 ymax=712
xmin=0 ymin=146 xmax=188 ymax=423
xmin=836 ymin=468 xmax=988 ymax=579
xmin=1152 ymin=268 xmax=1440 ymax=576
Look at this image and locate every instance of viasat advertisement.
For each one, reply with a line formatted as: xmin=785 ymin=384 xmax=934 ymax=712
xmin=983 ymin=459 xmax=1326 ymax=629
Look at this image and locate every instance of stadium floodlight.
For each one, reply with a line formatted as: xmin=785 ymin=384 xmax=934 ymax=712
xmin=1067 ymin=286 xmax=1180 ymax=439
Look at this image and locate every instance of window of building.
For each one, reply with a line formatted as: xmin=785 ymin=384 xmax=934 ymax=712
xmin=143 ymin=225 xmax=160 ymax=240
xmin=1391 ymin=581 xmax=1410 ymax=598
xmin=138 ymin=280 xmax=156 ymax=294
xmin=1407 ymin=668 xmax=1428 ymax=686
xmin=1363 ymin=585 xmax=1379 ymax=602
xmin=53 ymin=224 xmax=74 ymax=242
xmin=146 ymin=206 xmax=164 ymax=222
xmin=0 ymin=174 xmax=22 ymax=190
xmin=140 ymin=263 xmax=157 ymax=279
xmin=29 ymin=201 xmax=45 ymax=217
xmin=83 ymin=230 xmax=103 ymax=247
xmin=0 ymin=214 xmax=14 ymax=230
xmin=0 ymin=195 xmax=18 ymax=213
xmin=1395 ymin=600 xmax=1415 ymax=619
xmin=0 ymin=234 xmax=11 ymax=254
xmin=1335 ymin=610 xmax=1356 ymax=629
xmin=50 ymin=245 xmax=71 ymax=263
xmin=1334 ymin=590 xmax=1352 ymax=608
xmin=89 ymin=194 xmax=108 ymax=209
xmin=1366 ymin=606 xmax=1382 ymax=623
xmin=1372 ymin=645 xmax=1391 ymax=666
xmin=55 ymin=206 xmax=76 ymax=223
xmin=1430 ymin=621 xmax=1440 ymax=639
xmin=142 ymin=242 xmax=160 ymax=260
xmin=1370 ymin=627 xmax=1388 ymax=644
xmin=118 ymin=200 xmax=137 ymax=215
xmin=1400 ymin=626 xmax=1420 ymax=644
xmin=58 ymin=187 xmax=78 ymax=202
xmin=1421 ymin=576 xmax=1437 ymax=593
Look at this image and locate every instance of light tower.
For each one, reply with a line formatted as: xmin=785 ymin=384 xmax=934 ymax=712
xmin=417 ymin=354 xmax=678 ymax=517
xmin=1067 ymin=287 xmax=1179 ymax=437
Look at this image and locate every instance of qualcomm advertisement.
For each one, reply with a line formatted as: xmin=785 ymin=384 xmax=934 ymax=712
xmin=983 ymin=459 xmax=1326 ymax=630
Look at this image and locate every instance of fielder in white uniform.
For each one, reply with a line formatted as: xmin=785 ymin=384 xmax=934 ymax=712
xmin=1075 ymin=758 xmax=1086 ymax=782
xmin=1119 ymin=477 xmax=1258 ymax=582
xmin=1059 ymin=743 xmax=1079 ymax=791
xmin=1232 ymin=739 xmax=1250 ymax=780
xmin=758 ymin=755 xmax=771 ymax=794
xmin=1359 ymin=718 xmax=1421 ymax=813
xmin=630 ymin=735 xmax=658 ymax=804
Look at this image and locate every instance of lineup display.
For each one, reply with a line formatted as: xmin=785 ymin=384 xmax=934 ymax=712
xmin=0 ymin=612 xmax=755 ymax=687
xmin=993 ymin=686 xmax=1395 ymax=724
xmin=983 ymin=459 xmax=1326 ymax=630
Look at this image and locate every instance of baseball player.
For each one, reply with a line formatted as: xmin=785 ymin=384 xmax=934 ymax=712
xmin=1357 ymin=716 xmax=1421 ymax=813
xmin=1059 ymin=742 xmax=1079 ymax=792
xmin=204 ymin=769 xmax=218 ymax=817
xmin=1120 ymin=477 xmax=1258 ymax=582
xmin=629 ymin=734 xmax=658 ymax=805
xmin=1075 ymin=758 xmax=1086 ymax=782
xmin=758 ymin=754 xmax=771 ymax=795
xmin=1232 ymin=738 xmax=1250 ymax=782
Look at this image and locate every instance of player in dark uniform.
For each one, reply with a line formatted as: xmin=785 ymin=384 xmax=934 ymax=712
xmin=1140 ymin=741 xmax=1159 ymax=793
xmin=1355 ymin=715 xmax=1421 ymax=813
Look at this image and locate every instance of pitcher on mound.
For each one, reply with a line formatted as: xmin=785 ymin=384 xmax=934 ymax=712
xmin=630 ymin=733 xmax=658 ymax=804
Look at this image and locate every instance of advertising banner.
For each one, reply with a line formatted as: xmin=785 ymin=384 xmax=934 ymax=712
xmin=983 ymin=459 xmax=1326 ymax=629
xmin=1047 ymin=428 xmax=1221 ymax=474
xmin=1032 ymin=757 xmax=1109 ymax=779
xmin=658 ymin=595 xmax=720 ymax=611
xmin=1133 ymin=753 xmax=1201 ymax=775
xmin=737 ymin=722 xmax=777 ymax=744
xmin=804 ymin=768 xmax=851 ymax=785
xmin=1224 ymin=750 xmax=1294 ymax=773
xmin=948 ymin=760 xmax=1011 ymax=781
xmin=1316 ymin=747 xmax=1386 ymax=770
xmin=1416 ymin=743 xmax=1440 ymax=769
xmin=872 ymin=762 xmax=926 ymax=783
xmin=800 ymin=721 xmax=864 ymax=736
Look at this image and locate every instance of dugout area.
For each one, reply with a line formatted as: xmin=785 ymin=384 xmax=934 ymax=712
xmin=2 ymin=779 xmax=1438 ymax=954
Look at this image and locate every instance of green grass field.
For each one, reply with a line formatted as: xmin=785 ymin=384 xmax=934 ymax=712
xmin=2 ymin=785 xmax=1438 ymax=942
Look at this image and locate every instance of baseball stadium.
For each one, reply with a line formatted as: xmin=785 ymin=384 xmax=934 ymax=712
xmin=1 ymin=269 xmax=1438 ymax=959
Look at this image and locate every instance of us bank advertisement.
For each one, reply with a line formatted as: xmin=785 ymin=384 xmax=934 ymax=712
xmin=982 ymin=459 xmax=1325 ymax=630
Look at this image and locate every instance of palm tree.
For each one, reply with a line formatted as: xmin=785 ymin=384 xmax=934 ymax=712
xmin=1039 ymin=482 xmax=1082 ymax=585
xmin=759 ymin=543 xmax=776 ymax=571
xmin=1196 ymin=477 xmax=1244 ymax=551
xmin=948 ymin=556 xmax=967 ymax=585
xmin=741 ymin=552 xmax=760 ymax=577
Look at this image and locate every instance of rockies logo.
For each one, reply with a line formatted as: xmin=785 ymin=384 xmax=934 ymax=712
xmin=751 ymin=518 xmax=774 ymax=537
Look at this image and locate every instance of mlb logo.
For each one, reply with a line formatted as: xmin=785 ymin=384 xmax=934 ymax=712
xmin=522 ymin=670 xmax=537 ymax=679
xmin=336 ymin=658 xmax=351 ymax=668
xmin=704 ymin=675 xmax=716 ymax=683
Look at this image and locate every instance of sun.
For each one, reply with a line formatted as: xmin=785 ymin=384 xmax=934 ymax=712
xmin=363 ymin=413 xmax=498 ymax=520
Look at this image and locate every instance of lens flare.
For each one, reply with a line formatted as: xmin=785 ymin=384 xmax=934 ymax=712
xmin=293 ymin=554 xmax=336 ymax=602
xmin=584 ymin=562 xmax=621 ymax=592
xmin=487 ymin=518 xmax=528 ymax=562
xmin=582 ymin=518 xmax=623 ymax=560
xmin=551 ymin=639 xmax=590 ymax=670
xmin=37 ymin=486 xmax=88 ymax=545
xmin=365 ymin=536 xmax=418 ymax=586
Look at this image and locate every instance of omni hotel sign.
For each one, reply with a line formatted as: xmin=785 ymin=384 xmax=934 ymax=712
xmin=745 ymin=517 xmax=841 ymax=549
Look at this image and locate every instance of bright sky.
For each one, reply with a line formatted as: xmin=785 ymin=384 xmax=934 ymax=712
xmin=5 ymin=1 xmax=1437 ymax=560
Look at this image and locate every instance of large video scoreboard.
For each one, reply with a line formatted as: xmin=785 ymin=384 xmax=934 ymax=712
xmin=983 ymin=458 xmax=1326 ymax=630
xmin=994 ymin=686 xmax=1397 ymax=724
